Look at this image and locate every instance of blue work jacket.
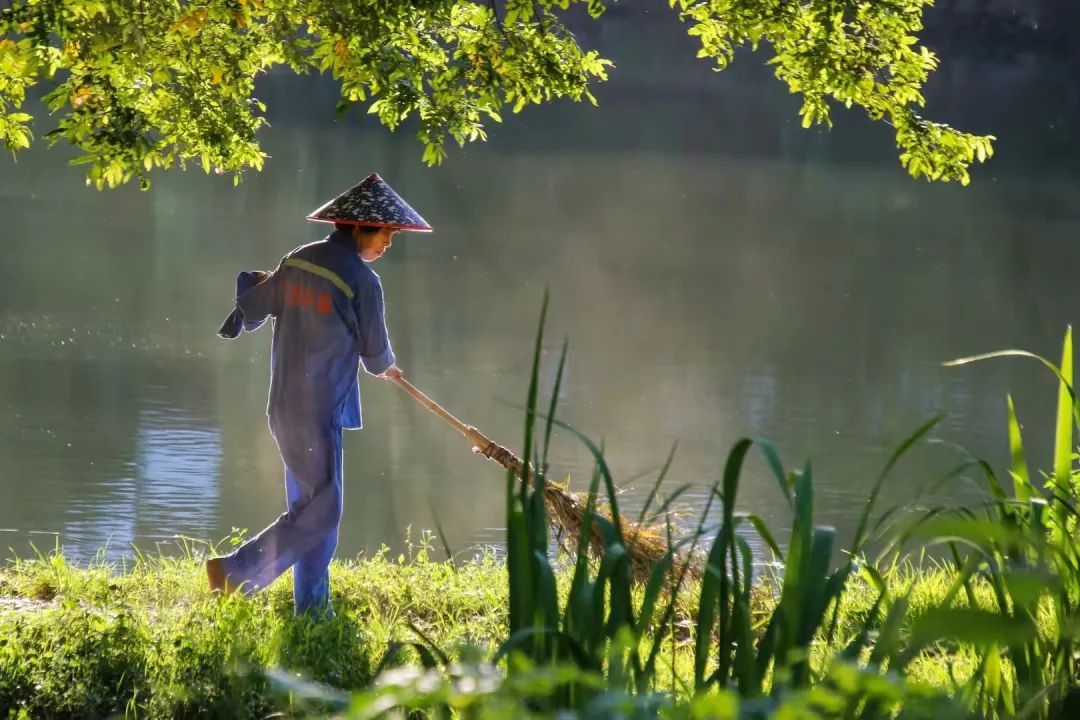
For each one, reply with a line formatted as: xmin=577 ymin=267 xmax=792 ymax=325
xmin=221 ymin=230 xmax=396 ymax=429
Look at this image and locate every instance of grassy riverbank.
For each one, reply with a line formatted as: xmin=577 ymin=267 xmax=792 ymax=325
xmin=0 ymin=540 xmax=998 ymax=719
xmin=0 ymin=538 xmax=510 ymax=718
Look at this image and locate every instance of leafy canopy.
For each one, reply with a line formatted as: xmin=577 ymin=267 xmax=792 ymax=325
xmin=0 ymin=0 xmax=993 ymax=189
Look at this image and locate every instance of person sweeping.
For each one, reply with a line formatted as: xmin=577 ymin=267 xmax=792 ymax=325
xmin=206 ymin=173 xmax=432 ymax=616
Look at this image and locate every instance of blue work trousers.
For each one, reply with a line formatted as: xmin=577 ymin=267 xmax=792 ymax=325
xmin=220 ymin=416 xmax=344 ymax=615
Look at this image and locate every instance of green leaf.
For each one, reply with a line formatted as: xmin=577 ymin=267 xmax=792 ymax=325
xmin=911 ymin=608 xmax=1037 ymax=647
xmin=1052 ymin=327 xmax=1074 ymax=502
xmin=741 ymin=514 xmax=782 ymax=559
xmin=0 ymin=0 xmax=991 ymax=187
xmin=910 ymin=515 xmax=1040 ymax=554
xmin=752 ymin=436 xmax=792 ymax=508
xmin=1006 ymin=394 xmax=1033 ymax=502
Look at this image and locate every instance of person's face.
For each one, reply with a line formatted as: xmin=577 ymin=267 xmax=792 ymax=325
xmin=356 ymin=227 xmax=398 ymax=262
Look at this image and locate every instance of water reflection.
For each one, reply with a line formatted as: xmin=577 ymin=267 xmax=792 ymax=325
xmin=134 ymin=408 xmax=221 ymax=539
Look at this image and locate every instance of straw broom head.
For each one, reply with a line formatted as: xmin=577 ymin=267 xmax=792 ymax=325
xmin=479 ymin=438 xmax=699 ymax=582
xmin=391 ymin=375 xmax=699 ymax=582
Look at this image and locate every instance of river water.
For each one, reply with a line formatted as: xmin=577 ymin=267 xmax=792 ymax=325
xmin=1 ymin=11 xmax=1078 ymax=564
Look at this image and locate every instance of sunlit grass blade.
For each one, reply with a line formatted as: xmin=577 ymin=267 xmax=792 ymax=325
xmin=623 ymin=443 xmax=679 ymax=571
xmin=924 ymin=441 xmax=1011 ymax=502
xmin=861 ymin=564 xmax=887 ymax=596
xmin=864 ymin=505 xmax=910 ymax=555
xmin=507 ymin=291 xmax=548 ymax=649
xmin=531 ymin=446 xmax=547 ymax=554
xmin=910 ymin=515 xmax=1043 ymax=557
xmin=752 ymin=436 xmax=793 ymax=509
xmin=635 ymin=548 xmax=674 ymax=637
xmin=406 ymin=621 xmax=452 ymax=667
xmin=938 ymin=551 xmax=980 ymax=612
xmin=796 ymin=527 xmax=837 ymax=671
xmin=588 ymin=517 xmax=628 ymax=645
xmin=542 ymin=338 xmax=569 ymax=473
xmin=909 ymin=608 xmax=1037 ymax=648
xmin=494 ymin=628 xmax=591 ymax=668
xmin=564 ymin=462 xmax=603 ymax=642
xmin=730 ymin=534 xmax=759 ymax=694
xmin=1002 ymin=568 xmax=1061 ymax=608
xmin=507 ymin=496 xmax=530 ymax=638
xmin=542 ymin=416 xmax=624 ymax=544
xmin=374 ymin=641 xmax=412 ymax=676
xmin=821 ymin=563 xmax=853 ymax=646
xmin=944 ymin=341 xmax=1080 ymax=428
xmin=643 ymin=483 xmax=694 ymax=525
xmin=983 ymin=642 xmax=1010 ymax=716
xmin=1052 ymin=327 xmax=1074 ymax=531
xmin=840 ymin=586 xmax=887 ymax=660
xmin=532 ymin=549 xmax=560 ymax=658
xmin=525 ymin=333 xmax=552 ymax=648
xmin=761 ymin=467 xmax=814 ymax=691
xmin=754 ymin=611 xmax=783 ymax=687
xmin=643 ymin=530 xmax=703 ymax=682
xmin=694 ymin=439 xmax=753 ymax=691
xmin=693 ymin=523 xmax=723 ymax=690
xmin=1007 ymin=394 xmax=1034 ymax=503
xmin=867 ymin=593 xmax=911 ymax=668
xmin=647 ymin=475 xmax=724 ymax=683
xmin=740 ymin=514 xmax=782 ymax=559
xmin=636 ymin=441 xmax=678 ymax=528
xmin=714 ymin=439 xmax=750 ymax=688
xmin=521 ymin=288 xmax=548 ymax=494
xmin=1014 ymin=680 xmax=1067 ymax=720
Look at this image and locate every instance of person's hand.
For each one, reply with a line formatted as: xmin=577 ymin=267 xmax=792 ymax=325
xmin=379 ymin=365 xmax=404 ymax=382
xmin=253 ymin=270 xmax=272 ymax=284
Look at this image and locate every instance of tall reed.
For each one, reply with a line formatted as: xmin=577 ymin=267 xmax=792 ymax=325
xmin=408 ymin=293 xmax=974 ymax=718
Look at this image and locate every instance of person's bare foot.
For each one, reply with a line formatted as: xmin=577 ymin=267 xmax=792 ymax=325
xmin=205 ymin=557 xmax=237 ymax=594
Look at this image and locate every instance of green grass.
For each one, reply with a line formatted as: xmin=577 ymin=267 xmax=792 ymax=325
xmin=0 ymin=540 xmax=1014 ymax=719
xmin=0 ymin=535 xmax=510 ymax=719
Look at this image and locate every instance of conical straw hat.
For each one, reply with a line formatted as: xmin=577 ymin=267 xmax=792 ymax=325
xmin=307 ymin=173 xmax=433 ymax=232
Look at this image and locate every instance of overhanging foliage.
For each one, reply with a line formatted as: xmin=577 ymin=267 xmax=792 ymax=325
xmin=0 ymin=0 xmax=993 ymax=189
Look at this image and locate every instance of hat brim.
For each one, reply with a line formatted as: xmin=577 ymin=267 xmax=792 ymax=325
xmin=306 ymin=216 xmax=433 ymax=232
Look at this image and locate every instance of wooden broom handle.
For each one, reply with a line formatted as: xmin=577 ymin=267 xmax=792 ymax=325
xmin=389 ymin=375 xmax=491 ymax=451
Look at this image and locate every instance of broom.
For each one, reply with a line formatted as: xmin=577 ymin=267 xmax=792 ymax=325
xmin=389 ymin=375 xmax=696 ymax=582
